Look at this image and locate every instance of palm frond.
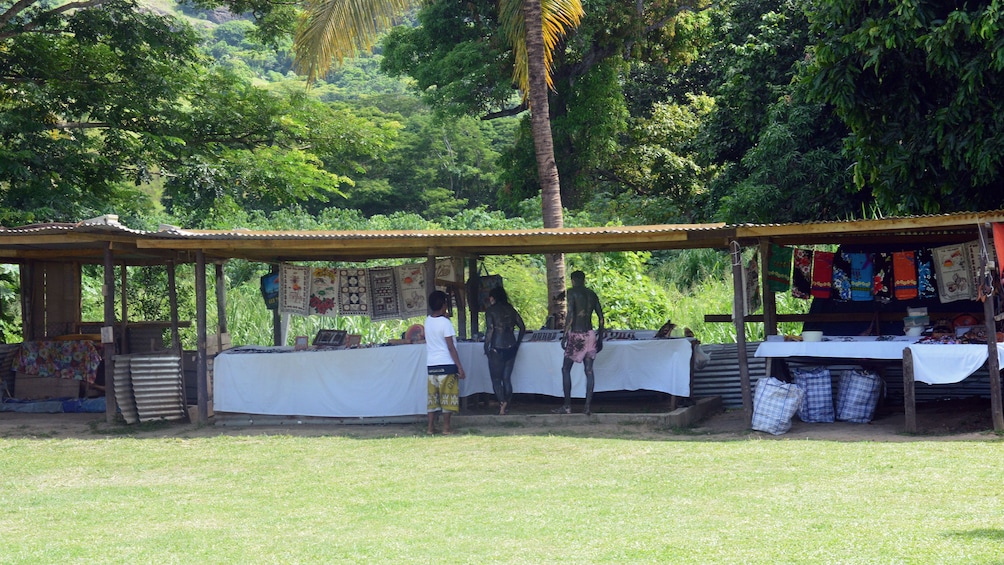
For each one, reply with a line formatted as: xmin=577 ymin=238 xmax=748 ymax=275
xmin=501 ymin=0 xmax=584 ymax=98
xmin=293 ymin=0 xmax=414 ymax=83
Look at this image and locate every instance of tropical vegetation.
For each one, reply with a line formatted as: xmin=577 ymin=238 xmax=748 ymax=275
xmin=2 ymin=0 xmax=1001 ymax=344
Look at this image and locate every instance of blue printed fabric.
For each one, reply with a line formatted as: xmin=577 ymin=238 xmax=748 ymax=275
xmin=752 ymin=376 xmax=805 ymax=435
xmin=849 ymin=252 xmax=874 ymax=301
xmin=836 ymin=369 xmax=882 ymax=423
xmin=792 ymin=366 xmax=835 ymax=423
xmin=831 ymin=252 xmax=852 ymax=301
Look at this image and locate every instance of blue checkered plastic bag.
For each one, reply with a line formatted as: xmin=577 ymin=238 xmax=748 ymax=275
xmin=792 ymin=366 xmax=835 ymax=423
xmin=836 ymin=369 xmax=882 ymax=423
xmin=752 ymin=376 xmax=805 ymax=435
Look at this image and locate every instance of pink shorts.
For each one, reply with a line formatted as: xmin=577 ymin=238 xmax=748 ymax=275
xmin=564 ymin=330 xmax=598 ymax=363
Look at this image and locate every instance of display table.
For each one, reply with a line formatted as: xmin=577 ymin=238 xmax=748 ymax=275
xmin=754 ymin=335 xmax=920 ymax=361
xmin=755 ymin=335 xmax=1004 ymax=431
xmin=213 ymin=339 xmax=694 ymax=418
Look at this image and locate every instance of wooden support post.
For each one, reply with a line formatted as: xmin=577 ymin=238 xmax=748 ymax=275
xmin=454 ymin=257 xmax=467 ymax=340
xmin=731 ymin=241 xmax=753 ymax=424
xmin=426 ymin=251 xmax=436 ymax=315
xmin=469 ymin=257 xmax=479 ymax=338
xmin=167 ymin=261 xmax=181 ymax=356
xmin=903 ymin=347 xmax=916 ymax=433
xmin=120 ymin=262 xmax=128 ymax=353
xmin=215 ymin=262 xmax=227 ymax=354
xmin=103 ymin=245 xmax=118 ymax=423
xmin=195 ymin=251 xmax=209 ymax=424
xmin=980 ymin=224 xmax=1004 ymax=431
xmin=759 ymin=239 xmax=778 ymax=337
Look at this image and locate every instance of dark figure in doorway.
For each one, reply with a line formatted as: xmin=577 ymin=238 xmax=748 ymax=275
xmin=484 ymin=286 xmax=526 ymax=415
xmin=558 ymin=270 xmax=604 ymax=415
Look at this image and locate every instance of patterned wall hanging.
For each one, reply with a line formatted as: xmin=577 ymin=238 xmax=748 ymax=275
xmin=308 ymin=267 xmax=339 ymax=316
xmin=337 ymin=268 xmax=370 ymax=315
xmin=279 ymin=263 xmax=310 ymax=316
xmin=369 ymin=267 xmax=400 ymax=321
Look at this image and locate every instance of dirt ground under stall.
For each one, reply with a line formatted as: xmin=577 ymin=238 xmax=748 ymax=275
xmin=0 ymin=394 xmax=1000 ymax=441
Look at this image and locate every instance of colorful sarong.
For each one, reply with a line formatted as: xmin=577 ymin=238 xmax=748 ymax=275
xmin=893 ymin=251 xmax=918 ymax=300
xmin=811 ymin=251 xmax=834 ymax=299
xmin=994 ymin=223 xmax=1004 ymax=283
xmin=791 ymin=248 xmax=813 ymax=300
xmin=564 ymin=330 xmax=598 ymax=363
xmin=766 ymin=244 xmax=793 ymax=293
xmin=871 ymin=252 xmax=893 ymax=303
xmin=831 ymin=252 xmax=852 ymax=301
xmin=849 ymin=252 xmax=873 ymax=301
xmin=427 ymin=366 xmax=460 ymax=413
xmin=916 ymin=248 xmax=937 ymax=299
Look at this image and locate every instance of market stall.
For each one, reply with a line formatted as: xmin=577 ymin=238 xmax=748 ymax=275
xmin=213 ymin=338 xmax=694 ymax=418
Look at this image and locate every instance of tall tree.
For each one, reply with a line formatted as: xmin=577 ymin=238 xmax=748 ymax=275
xmin=291 ymin=0 xmax=582 ymax=323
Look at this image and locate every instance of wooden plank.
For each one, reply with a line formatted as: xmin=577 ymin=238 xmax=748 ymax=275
xmin=103 ymin=245 xmax=117 ymax=424
xmin=730 ymin=242 xmax=753 ymax=424
xmin=980 ymin=224 xmax=1004 ymax=431
xmin=903 ymin=347 xmax=916 ymax=433
xmin=196 ymin=251 xmax=209 ymax=424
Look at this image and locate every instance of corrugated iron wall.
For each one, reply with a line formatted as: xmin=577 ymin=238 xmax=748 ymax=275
xmin=694 ymin=341 xmax=998 ymax=409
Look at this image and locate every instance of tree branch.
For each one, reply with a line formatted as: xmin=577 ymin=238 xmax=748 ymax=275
xmin=481 ymin=100 xmax=528 ymax=120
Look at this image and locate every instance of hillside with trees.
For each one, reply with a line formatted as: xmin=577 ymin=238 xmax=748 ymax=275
xmin=2 ymin=0 xmax=1002 ymax=343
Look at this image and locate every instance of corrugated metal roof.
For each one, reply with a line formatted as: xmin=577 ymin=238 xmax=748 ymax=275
xmin=1 ymin=210 xmax=1001 ymax=264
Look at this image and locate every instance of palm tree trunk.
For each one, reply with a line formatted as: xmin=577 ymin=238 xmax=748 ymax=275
xmin=523 ymin=0 xmax=566 ymax=328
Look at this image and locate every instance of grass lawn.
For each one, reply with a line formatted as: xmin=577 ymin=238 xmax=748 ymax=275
xmin=2 ymin=431 xmax=1002 ymax=563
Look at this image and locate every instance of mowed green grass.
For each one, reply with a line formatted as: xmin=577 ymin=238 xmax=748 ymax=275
xmin=2 ymin=432 xmax=1002 ymax=563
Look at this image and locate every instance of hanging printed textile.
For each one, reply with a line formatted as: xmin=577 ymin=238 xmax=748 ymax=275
xmin=966 ymin=239 xmax=997 ymax=300
xmin=871 ymin=252 xmax=893 ymax=303
xmin=831 ymin=252 xmax=852 ymax=301
xmin=916 ymin=248 xmax=938 ymax=299
xmin=337 ymin=268 xmax=370 ymax=315
xmin=766 ymin=244 xmax=793 ymax=293
xmin=307 ymin=267 xmax=339 ymax=316
xmin=396 ymin=263 xmax=427 ymax=318
xmin=435 ymin=258 xmax=458 ymax=283
xmin=811 ymin=251 xmax=834 ymax=299
xmin=849 ymin=252 xmax=873 ymax=301
xmin=994 ymin=223 xmax=1004 ymax=284
xmin=892 ymin=251 xmax=918 ymax=300
xmin=368 ymin=267 xmax=400 ymax=321
xmin=791 ymin=248 xmax=813 ymax=299
xmin=932 ymin=244 xmax=971 ymax=303
xmin=279 ymin=263 xmax=310 ymax=316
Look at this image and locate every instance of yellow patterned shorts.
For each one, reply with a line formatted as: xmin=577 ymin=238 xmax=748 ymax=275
xmin=427 ymin=371 xmax=460 ymax=413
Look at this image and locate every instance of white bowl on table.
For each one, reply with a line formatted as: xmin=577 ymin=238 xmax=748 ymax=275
xmin=801 ymin=331 xmax=823 ymax=342
xmin=905 ymin=326 xmax=924 ymax=337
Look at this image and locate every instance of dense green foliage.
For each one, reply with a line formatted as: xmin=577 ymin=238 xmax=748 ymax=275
xmin=4 ymin=0 xmax=1003 ymax=343
xmin=803 ymin=0 xmax=1004 ymax=213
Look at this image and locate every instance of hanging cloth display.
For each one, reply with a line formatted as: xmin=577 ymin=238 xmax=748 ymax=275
xmin=811 ymin=251 xmax=834 ymax=299
xmin=791 ymin=248 xmax=813 ymax=299
xmin=766 ymin=243 xmax=793 ymax=293
xmin=916 ymin=248 xmax=938 ymax=299
xmin=994 ymin=223 xmax=1004 ymax=284
xmin=831 ymin=252 xmax=852 ymax=301
xmin=932 ymin=244 xmax=972 ymax=303
xmin=279 ymin=263 xmax=310 ymax=316
xmin=308 ymin=267 xmax=340 ymax=316
xmin=336 ymin=268 xmax=370 ymax=315
xmin=871 ymin=252 xmax=893 ymax=303
xmin=848 ymin=252 xmax=873 ymax=301
xmin=892 ymin=251 xmax=918 ymax=300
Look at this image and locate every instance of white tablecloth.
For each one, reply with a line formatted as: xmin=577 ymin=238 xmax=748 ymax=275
xmin=213 ymin=339 xmax=693 ymax=418
xmin=754 ymin=335 xmax=919 ymax=360
xmin=907 ymin=343 xmax=1004 ymax=385
xmin=755 ymin=335 xmax=1004 ymax=385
